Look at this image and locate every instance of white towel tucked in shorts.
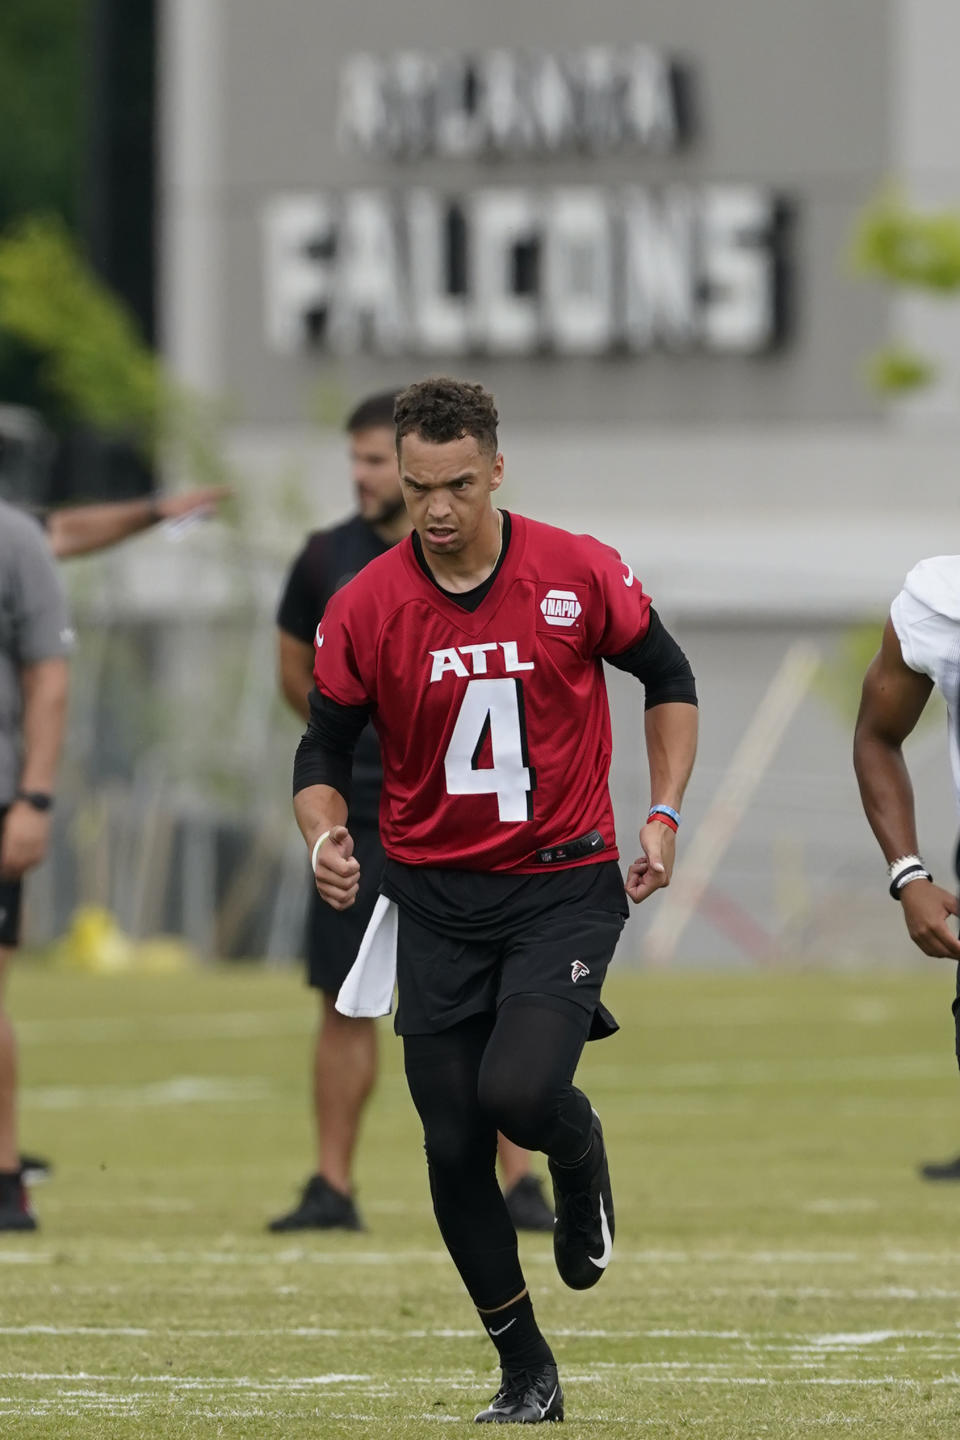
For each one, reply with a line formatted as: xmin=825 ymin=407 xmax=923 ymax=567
xmin=335 ymin=895 xmax=399 ymax=1018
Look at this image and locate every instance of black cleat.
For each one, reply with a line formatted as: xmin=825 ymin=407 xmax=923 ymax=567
xmin=267 ymin=1175 xmax=364 ymax=1233
xmin=19 ymin=1153 xmax=52 ymax=1186
xmin=504 ymin=1175 xmax=554 ymax=1233
xmin=475 ymin=1364 xmax=564 ymax=1423
xmin=0 ymin=1174 xmax=37 ymax=1232
xmin=548 ymin=1111 xmax=613 ymax=1290
xmin=919 ymin=1153 xmax=960 ymax=1181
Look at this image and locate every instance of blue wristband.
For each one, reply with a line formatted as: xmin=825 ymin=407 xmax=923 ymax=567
xmin=648 ymin=804 xmax=681 ymax=826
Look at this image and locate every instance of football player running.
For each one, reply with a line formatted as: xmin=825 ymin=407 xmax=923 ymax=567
xmin=293 ymin=378 xmax=698 ymax=1424
xmin=854 ymin=556 xmax=960 ymax=1179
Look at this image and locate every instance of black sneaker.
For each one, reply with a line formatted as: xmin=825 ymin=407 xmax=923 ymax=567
xmin=504 ymin=1175 xmax=555 ymax=1233
xmin=548 ymin=1111 xmax=613 ymax=1290
xmin=267 ymin=1175 xmax=364 ymax=1233
xmin=475 ymin=1364 xmax=564 ymax=1423
xmin=19 ymin=1153 xmax=52 ymax=1186
xmin=0 ymin=1174 xmax=37 ymax=1232
xmin=919 ymin=1154 xmax=960 ymax=1181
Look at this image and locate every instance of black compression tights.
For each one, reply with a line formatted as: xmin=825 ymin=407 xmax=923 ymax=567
xmin=402 ymin=995 xmax=593 ymax=1309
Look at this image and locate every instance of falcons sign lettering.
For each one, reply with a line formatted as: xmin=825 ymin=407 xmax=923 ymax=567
xmin=539 ymin=589 xmax=583 ymax=628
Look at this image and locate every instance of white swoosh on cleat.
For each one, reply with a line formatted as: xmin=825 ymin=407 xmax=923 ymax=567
xmin=538 ymin=1386 xmax=559 ymax=1418
xmin=589 ymin=1195 xmax=612 ymax=1269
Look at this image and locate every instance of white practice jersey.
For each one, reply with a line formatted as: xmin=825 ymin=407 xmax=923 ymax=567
xmin=890 ymin=555 xmax=960 ymax=816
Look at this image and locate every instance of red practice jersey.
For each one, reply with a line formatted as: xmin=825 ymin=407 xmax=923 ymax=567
xmin=313 ymin=512 xmax=651 ymax=872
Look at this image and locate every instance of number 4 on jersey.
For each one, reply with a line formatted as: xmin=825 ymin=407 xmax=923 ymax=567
xmin=444 ymin=678 xmax=536 ymax=822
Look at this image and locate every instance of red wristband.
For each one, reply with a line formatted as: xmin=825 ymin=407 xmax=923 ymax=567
xmin=648 ymin=812 xmax=678 ymax=834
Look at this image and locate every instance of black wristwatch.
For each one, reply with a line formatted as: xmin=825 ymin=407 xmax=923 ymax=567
xmin=15 ymin=791 xmax=53 ymax=812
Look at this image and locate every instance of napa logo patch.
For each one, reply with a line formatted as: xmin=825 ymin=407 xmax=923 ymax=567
xmin=538 ymin=588 xmax=583 ymax=630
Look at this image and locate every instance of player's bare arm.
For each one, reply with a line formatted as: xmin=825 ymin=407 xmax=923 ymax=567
xmin=277 ymin=630 xmax=315 ymax=724
xmin=283 ymin=640 xmax=359 ymax=904
xmin=854 ymin=617 xmax=960 ymax=960
xmin=292 ymin=783 xmax=359 ymax=911
xmin=293 ymin=687 xmax=371 ymax=911
xmin=44 ymin=486 xmax=230 ymax=559
xmin=626 ymin=701 xmax=699 ymax=904
xmin=0 ymin=657 xmax=69 ymax=881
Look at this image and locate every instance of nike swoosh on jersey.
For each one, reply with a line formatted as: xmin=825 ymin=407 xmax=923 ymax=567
xmin=622 ymin=564 xmax=634 ymax=588
xmin=488 ymin=1317 xmax=517 ymax=1337
xmin=315 ymin=627 xmax=324 ymax=647
xmin=589 ymin=1195 xmax=613 ymax=1269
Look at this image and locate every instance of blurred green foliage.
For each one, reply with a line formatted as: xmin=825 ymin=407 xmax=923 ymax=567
xmin=0 ymin=215 xmax=241 ymax=511
xmin=0 ymin=0 xmax=87 ymax=414
xmin=0 ymin=1 xmax=85 ymax=224
xmin=815 ymin=619 xmax=941 ymax=733
xmin=853 ymin=191 xmax=960 ymax=294
xmin=0 ymin=215 xmax=163 ymax=447
xmin=864 ymin=346 xmax=938 ymax=396
xmin=814 ymin=622 xmax=883 ymax=726
xmin=852 ymin=190 xmax=960 ymax=396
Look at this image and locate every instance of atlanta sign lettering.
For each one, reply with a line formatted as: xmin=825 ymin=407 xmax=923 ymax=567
xmin=262 ymin=46 xmax=792 ymax=360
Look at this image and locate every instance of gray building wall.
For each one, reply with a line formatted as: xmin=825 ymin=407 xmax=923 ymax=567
xmin=108 ymin=0 xmax=960 ymax=964
xmin=163 ymin=0 xmax=892 ymax=428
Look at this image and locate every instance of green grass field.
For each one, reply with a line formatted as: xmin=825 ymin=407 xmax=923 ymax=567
xmin=5 ymin=962 xmax=960 ymax=1437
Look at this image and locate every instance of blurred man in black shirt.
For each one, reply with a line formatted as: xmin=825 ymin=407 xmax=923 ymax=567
xmin=269 ymin=391 xmax=554 ymax=1232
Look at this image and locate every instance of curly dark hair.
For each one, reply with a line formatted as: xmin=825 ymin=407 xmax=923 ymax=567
xmin=393 ymin=377 xmax=499 ymax=457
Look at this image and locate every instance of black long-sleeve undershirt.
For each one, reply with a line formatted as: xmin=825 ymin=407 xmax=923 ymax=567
xmin=605 ymin=608 xmax=698 ymax=709
xmin=293 ymin=688 xmax=370 ymax=800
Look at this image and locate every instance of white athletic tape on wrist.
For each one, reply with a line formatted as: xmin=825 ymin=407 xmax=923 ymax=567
xmin=311 ymin=830 xmax=332 ymax=872
xmin=888 ymin=853 xmax=923 ymax=881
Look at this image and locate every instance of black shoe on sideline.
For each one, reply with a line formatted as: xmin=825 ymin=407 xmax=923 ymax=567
xmin=19 ymin=1154 xmax=52 ymax=1186
xmin=548 ymin=1110 xmax=614 ymax=1290
xmin=0 ymin=1174 xmax=37 ymax=1233
xmin=267 ymin=1175 xmax=364 ymax=1233
xmin=474 ymin=1364 xmax=564 ymax=1423
xmin=504 ymin=1174 xmax=555 ymax=1233
xmin=919 ymin=1153 xmax=960 ymax=1181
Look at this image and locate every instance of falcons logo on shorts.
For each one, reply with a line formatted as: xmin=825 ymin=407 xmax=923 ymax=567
xmin=570 ymin=960 xmax=591 ymax=983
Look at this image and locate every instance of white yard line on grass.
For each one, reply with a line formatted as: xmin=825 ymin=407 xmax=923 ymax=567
xmin=2 ymin=1370 xmax=959 ymax=1391
xmin=802 ymin=1199 xmax=880 ymax=1214
xmin=21 ymin=1076 xmax=274 ymax=1108
xmin=7 ymin=1244 xmax=960 ymax=1270
xmin=3 ymin=1324 xmax=956 ymax=1344
xmin=0 ymin=1372 xmax=370 ymax=1388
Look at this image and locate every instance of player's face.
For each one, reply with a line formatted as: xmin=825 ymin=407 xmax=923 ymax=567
xmin=398 ymin=433 xmax=504 ymax=556
xmin=350 ymin=426 xmax=404 ymax=524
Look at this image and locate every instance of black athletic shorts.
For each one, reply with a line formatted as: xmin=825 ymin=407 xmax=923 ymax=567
xmin=0 ymin=809 xmax=23 ymax=949
xmin=305 ymin=823 xmax=385 ymax=995
xmin=383 ymin=859 xmax=628 ymax=1041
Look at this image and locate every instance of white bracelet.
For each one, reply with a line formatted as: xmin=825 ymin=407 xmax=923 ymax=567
xmin=888 ymin=853 xmax=923 ymax=881
xmin=311 ymin=830 xmax=331 ymax=872
xmin=895 ymin=868 xmax=932 ymax=893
